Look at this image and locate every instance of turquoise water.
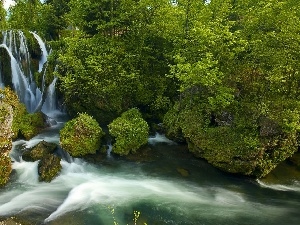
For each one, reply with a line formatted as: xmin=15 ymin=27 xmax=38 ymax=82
xmin=0 ymin=120 xmax=300 ymax=225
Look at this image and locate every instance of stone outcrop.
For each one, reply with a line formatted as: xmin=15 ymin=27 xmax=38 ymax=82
xmin=0 ymin=99 xmax=13 ymax=187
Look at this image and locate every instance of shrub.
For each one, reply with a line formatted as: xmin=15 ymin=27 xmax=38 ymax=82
xmin=60 ymin=113 xmax=104 ymax=157
xmin=108 ymin=108 xmax=149 ymax=155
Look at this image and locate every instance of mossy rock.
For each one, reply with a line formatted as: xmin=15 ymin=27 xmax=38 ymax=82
xmin=0 ymin=48 xmax=12 ymax=87
xmin=38 ymin=154 xmax=61 ymax=182
xmin=164 ymin=102 xmax=299 ymax=178
xmin=0 ymin=88 xmax=48 ymax=142
xmin=0 ymin=154 xmax=12 ymax=187
xmin=19 ymin=112 xmax=48 ymax=140
xmin=108 ymin=108 xmax=149 ymax=156
xmin=22 ymin=141 xmax=57 ymax=162
xmin=60 ymin=113 xmax=105 ymax=157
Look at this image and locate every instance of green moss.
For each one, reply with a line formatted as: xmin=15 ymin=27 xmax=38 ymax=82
xmin=19 ymin=112 xmax=46 ymax=140
xmin=164 ymin=100 xmax=299 ymax=178
xmin=22 ymin=140 xmax=57 ymax=162
xmin=60 ymin=113 xmax=105 ymax=157
xmin=38 ymin=154 xmax=61 ymax=182
xmin=0 ymin=154 xmax=12 ymax=187
xmin=108 ymin=108 xmax=149 ymax=156
xmin=0 ymin=88 xmax=47 ymax=140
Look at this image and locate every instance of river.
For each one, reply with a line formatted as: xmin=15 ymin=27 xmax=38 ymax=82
xmin=0 ymin=112 xmax=300 ymax=225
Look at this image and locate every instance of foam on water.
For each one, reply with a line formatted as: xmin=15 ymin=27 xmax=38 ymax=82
xmin=148 ymin=133 xmax=176 ymax=145
xmin=257 ymin=179 xmax=300 ymax=192
xmin=0 ymin=156 xmax=297 ymax=224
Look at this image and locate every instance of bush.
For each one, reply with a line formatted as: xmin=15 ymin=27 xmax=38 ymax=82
xmin=108 ymin=108 xmax=149 ymax=156
xmin=60 ymin=113 xmax=104 ymax=157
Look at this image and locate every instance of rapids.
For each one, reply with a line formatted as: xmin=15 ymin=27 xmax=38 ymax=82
xmin=0 ymin=117 xmax=300 ymax=225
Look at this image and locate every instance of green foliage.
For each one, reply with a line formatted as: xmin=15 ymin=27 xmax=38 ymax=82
xmin=60 ymin=113 xmax=105 ymax=157
xmin=108 ymin=108 xmax=149 ymax=156
xmin=161 ymin=0 xmax=300 ymax=177
xmin=4 ymin=0 xmax=300 ymax=177
xmin=0 ymin=1 xmax=7 ymax=29
xmin=8 ymin=0 xmax=41 ymax=31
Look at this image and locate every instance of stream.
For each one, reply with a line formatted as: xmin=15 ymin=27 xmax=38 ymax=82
xmin=0 ymin=112 xmax=300 ymax=225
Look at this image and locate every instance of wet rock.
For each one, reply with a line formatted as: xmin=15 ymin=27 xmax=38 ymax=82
xmin=22 ymin=141 xmax=57 ymax=162
xmin=177 ymin=167 xmax=189 ymax=177
xmin=60 ymin=113 xmax=104 ymax=157
xmin=38 ymin=154 xmax=61 ymax=182
xmin=288 ymin=152 xmax=300 ymax=168
xmin=125 ymin=146 xmax=157 ymax=162
xmin=259 ymin=117 xmax=281 ymax=137
xmin=0 ymin=216 xmax=32 ymax=225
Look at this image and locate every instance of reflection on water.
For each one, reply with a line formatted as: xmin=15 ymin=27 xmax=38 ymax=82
xmin=1 ymin=123 xmax=300 ymax=225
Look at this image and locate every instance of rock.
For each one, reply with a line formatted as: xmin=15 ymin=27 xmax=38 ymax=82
xmin=0 ymin=100 xmax=13 ymax=187
xmin=60 ymin=113 xmax=105 ymax=157
xmin=22 ymin=141 xmax=57 ymax=162
xmin=259 ymin=117 xmax=281 ymax=137
xmin=38 ymin=154 xmax=61 ymax=182
xmin=289 ymin=152 xmax=300 ymax=168
xmin=177 ymin=168 xmax=189 ymax=177
xmin=108 ymin=108 xmax=149 ymax=156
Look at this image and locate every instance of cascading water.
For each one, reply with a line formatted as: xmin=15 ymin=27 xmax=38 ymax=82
xmin=0 ymin=70 xmax=4 ymax=89
xmin=0 ymin=30 xmax=58 ymax=114
xmin=30 ymin=31 xmax=48 ymax=73
xmin=42 ymin=77 xmax=58 ymax=113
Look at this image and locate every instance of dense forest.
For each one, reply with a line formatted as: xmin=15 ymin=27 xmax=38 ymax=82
xmin=1 ymin=0 xmax=300 ymax=181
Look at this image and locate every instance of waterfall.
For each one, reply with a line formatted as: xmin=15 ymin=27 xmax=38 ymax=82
xmin=30 ymin=31 xmax=48 ymax=73
xmin=0 ymin=70 xmax=4 ymax=89
xmin=0 ymin=30 xmax=59 ymax=114
xmin=42 ymin=77 xmax=58 ymax=113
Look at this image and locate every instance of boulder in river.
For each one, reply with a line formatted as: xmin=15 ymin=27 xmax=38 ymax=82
xmin=38 ymin=154 xmax=62 ymax=182
xmin=22 ymin=140 xmax=57 ymax=162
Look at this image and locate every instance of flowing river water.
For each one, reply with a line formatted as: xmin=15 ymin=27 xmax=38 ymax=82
xmin=0 ymin=112 xmax=300 ymax=225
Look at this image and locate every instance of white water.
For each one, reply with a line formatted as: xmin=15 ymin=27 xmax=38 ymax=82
xmin=42 ymin=77 xmax=58 ymax=113
xmin=0 ymin=155 xmax=295 ymax=224
xmin=0 ymin=30 xmax=59 ymax=114
xmin=0 ymin=120 xmax=299 ymax=224
xmin=30 ymin=32 xmax=48 ymax=72
xmin=0 ymin=70 xmax=4 ymax=89
xmin=148 ymin=133 xmax=176 ymax=145
xmin=257 ymin=179 xmax=300 ymax=192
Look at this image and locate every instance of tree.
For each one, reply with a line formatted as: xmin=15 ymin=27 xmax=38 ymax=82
xmin=0 ymin=0 xmax=7 ymax=29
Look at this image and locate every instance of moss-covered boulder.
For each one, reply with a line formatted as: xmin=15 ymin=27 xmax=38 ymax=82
xmin=164 ymin=101 xmax=299 ymax=178
xmin=22 ymin=141 xmax=57 ymax=162
xmin=38 ymin=154 xmax=61 ymax=182
xmin=108 ymin=108 xmax=149 ymax=156
xmin=60 ymin=113 xmax=104 ymax=157
xmin=18 ymin=112 xmax=48 ymax=140
xmin=0 ymin=88 xmax=48 ymax=140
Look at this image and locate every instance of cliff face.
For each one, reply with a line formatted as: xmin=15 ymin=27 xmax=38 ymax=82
xmin=0 ymin=95 xmax=13 ymax=186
